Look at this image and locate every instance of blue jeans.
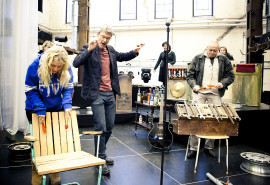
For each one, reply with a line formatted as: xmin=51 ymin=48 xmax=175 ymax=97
xmin=91 ymin=91 xmax=116 ymax=159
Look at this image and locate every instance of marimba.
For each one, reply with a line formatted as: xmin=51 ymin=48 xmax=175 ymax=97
xmin=173 ymin=101 xmax=240 ymax=136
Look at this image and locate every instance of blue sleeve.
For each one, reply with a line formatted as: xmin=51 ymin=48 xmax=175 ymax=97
xmin=62 ymin=66 xmax=74 ymax=110
xmin=25 ymin=61 xmax=46 ymax=115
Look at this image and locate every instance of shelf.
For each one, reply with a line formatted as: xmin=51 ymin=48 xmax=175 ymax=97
xmin=134 ymin=101 xmax=159 ymax=108
xmin=134 ymin=121 xmax=152 ymax=130
xmin=135 ymin=101 xmax=173 ymax=109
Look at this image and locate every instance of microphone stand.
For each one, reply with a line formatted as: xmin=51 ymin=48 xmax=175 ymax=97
xmin=160 ymin=19 xmax=171 ymax=185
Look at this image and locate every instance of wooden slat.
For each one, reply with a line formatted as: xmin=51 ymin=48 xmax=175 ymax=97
xmin=38 ymin=158 xmax=105 ymax=175
xmin=24 ymin=135 xmax=39 ymax=142
xmin=65 ymin=112 xmax=74 ymax=153
xmin=46 ymin=112 xmax=54 ymax=155
xmin=36 ymin=151 xmax=94 ymax=165
xmin=59 ymin=112 xmax=67 ymax=153
xmin=36 ymin=152 xmax=105 ymax=175
xmin=196 ymin=135 xmax=229 ymax=139
xmin=39 ymin=157 xmax=104 ymax=170
xmin=35 ymin=151 xmax=90 ymax=163
xmin=32 ymin=114 xmax=41 ymax=157
xmin=82 ymin=131 xmax=102 ymax=135
xmin=35 ymin=152 xmax=104 ymax=165
xmin=52 ymin=112 xmax=61 ymax=154
xmin=71 ymin=111 xmax=81 ymax=152
xmin=40 ymin=116 xmax=48 ymax=156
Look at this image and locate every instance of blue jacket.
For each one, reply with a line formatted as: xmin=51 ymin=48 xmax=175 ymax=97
xmin=25 ymin=55 xmax=74 ymax=115
xmin=73 ymin=44 xmax=138 ymax=103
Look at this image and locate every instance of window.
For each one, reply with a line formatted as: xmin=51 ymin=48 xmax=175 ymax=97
xmin=266 ymin=0 xmax=270 ymax=32
xmin=38 ymin=0 xmax=43 ymax=12
xmin=266 ymin=0 xmax=270 ymax=16
xmin=193 ymin=0 xmax=213 ymax=17
xmin=66 ymin=0 xmax=72 ymax=23
xmin=155 ymin=0 xmax=174 ymax=19
xmin=120 ymin=0 xmax=137 ymax=20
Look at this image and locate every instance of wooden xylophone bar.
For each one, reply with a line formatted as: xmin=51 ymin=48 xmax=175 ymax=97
xmin=174 ymin=102 xmax=240 ymax=121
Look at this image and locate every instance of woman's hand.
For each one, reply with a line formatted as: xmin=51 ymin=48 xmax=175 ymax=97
xmin=38 ymin=115 xmax=46 ymax=133
xmin=65 ymin=109 xmax=72 ymax=120
xmin=38 ymin=115 xmax=45 ymax=124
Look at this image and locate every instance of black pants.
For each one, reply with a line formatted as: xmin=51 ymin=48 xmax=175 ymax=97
xmin=158 ymin=67 xmax=166 ymax=84
xmin=25 ymin=109 xmax=34 ymax=122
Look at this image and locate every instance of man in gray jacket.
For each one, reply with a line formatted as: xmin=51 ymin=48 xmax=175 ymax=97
xmin=73 ymin=25 xmax=144 ymax=175
xmin=186 ymin=40 xmax=235 ymax=158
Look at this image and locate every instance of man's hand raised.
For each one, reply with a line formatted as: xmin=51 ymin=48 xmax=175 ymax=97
xmin=133 ymin=43 xmax=145 ymax=53
xmin=88 ymin=40 xmax=98 ymax=52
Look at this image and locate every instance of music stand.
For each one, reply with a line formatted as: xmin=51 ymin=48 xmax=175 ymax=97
xmin=160 ymin=19 xmax=172 ymax=185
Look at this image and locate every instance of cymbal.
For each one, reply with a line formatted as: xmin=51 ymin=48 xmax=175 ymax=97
xmin=170 ymin=82 xmax=186 ymax=98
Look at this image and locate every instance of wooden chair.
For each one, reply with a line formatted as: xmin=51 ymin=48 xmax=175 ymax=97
xmin=25 ymin=111 xmax=105 ymax=185
xmin=185 ymin=135 xmax=229 ymax=174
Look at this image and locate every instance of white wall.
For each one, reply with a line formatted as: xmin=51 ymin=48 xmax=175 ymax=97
xmin=39 ymin=0 xmax=269 ymax=92
xmin=88 ymin=0 xmax=247 ymax=62
xmin=87 ymin=0 xmax=248 ymax=94
xmin=38 ymin=0 xmax=73 ymax=47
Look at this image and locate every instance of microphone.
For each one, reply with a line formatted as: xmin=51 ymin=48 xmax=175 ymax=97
xmin=165 ymin=18 xmax=172 ymax=26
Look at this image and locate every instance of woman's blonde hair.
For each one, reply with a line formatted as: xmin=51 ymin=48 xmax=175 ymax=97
xmin=42 ymin=40 xmax=53 ymax=50
xmin=219 ymin=46 xmax=228 ymax=53
xmin=38 ymin=46 xmax=71 ymax=88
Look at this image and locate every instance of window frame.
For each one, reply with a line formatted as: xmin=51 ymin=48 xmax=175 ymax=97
xmin=193 ymin=0 xmax=213 ymax=17
xmin=154 ymin=0 xmax=174 ymax=19
xmin=66 ymin=0 xmax=72 ymax=24
xmin=119 ymin=0 xmax=137 ymax=21
xmin=38 ymin=0 xmax=43 ymax=13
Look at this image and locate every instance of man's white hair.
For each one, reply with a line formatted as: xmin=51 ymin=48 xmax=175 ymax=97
xmin=98 ymin=25 xmax=115 ymax=36
xmin=207 ymin=40 xmax=220 ymax=48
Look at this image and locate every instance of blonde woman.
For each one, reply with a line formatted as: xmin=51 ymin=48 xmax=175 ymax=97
xmin=41 ymin=40 xmax=53 ymax=53
xmin=219 ymin=46 xmax=234 ymax=60
xmin=25 ymin=46 xmax=73 ymax=185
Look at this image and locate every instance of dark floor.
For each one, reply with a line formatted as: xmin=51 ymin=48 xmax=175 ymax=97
xmin=1 ymin=110 xmax=270 ymax=185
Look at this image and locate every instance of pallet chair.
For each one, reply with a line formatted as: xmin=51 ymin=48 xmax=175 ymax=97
xmin=24 ymin=111 xmax=105 ymax=185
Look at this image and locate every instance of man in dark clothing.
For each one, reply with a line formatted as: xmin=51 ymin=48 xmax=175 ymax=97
xmin=73 ymin=25 xmax=144 ymax=175
xmin=186 ymin=40 xmax=234 ymax=159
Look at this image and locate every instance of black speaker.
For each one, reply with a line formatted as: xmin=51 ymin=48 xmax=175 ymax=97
xmin=38 ymin=31 xmax=52 ymax=42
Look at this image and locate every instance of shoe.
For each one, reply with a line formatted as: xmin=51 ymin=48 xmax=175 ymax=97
xmin=101 ymin=164 xmax=110 ymax=176
xmin=31 ymin=162 xmax=42 ymax=185
xmin=187 ymin=150 xmax=197 ymax=159
xmin=205 ymin=149 xmax=216 ymax=158
xmin=49 ymin=172 xmax=61 ymax=185
xmin=105 ymin=158 xmax=114 ymax=165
